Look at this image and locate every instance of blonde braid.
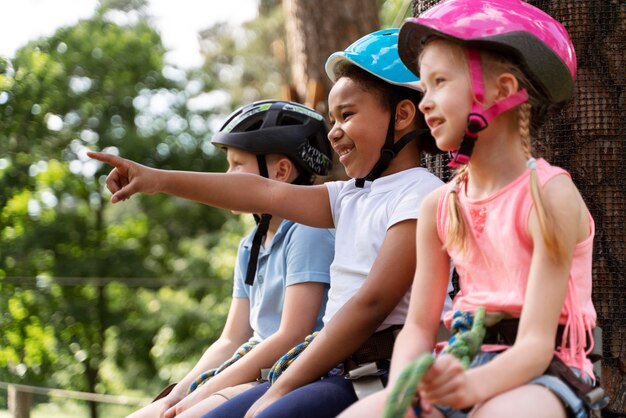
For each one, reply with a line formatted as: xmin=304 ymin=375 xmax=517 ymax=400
xmin=519 ymin=102 xmax=565 ymax=262
xmin=445 ymin=164 xmax=470 ymax=252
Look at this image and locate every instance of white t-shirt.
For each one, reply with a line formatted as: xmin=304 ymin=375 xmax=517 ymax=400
xmin=324 ymin=167 xmax=452 ymax=330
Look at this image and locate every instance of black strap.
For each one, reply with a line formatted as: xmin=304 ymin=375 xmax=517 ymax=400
xmin=347 ymin=325 xmax=402 ymax=367
xmin=546 ymin=356 xmax=609 ymax=411
xmin=355 ymin=98 xmax=423 ymax=188
xmin=245 ymin=155 xmax=272 ymax=286
xmin=256 ymin=154 xmax=269 ymax=178
xmin=484 ymin=319 xmax=608 ymax=411
xmin=245 ymin=214 xmax=272 ymax=286
xmin=448 ymin=113 xmax=487 ymax=166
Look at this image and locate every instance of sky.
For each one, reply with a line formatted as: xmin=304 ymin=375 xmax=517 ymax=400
xmin=0 ymin=0 xmax=259 ymax=68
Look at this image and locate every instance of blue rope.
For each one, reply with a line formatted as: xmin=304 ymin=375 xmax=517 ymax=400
xmin=268 ymin=332 xmax=318 ymax=384
xmin=187 ymin=339 xmax=259 ymax=394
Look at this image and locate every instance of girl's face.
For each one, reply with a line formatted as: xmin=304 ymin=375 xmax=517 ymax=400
xmin=327 ymin=77 xmax=390 ymax=179
xmin=418 ymin=40 xmax=473 ymax=152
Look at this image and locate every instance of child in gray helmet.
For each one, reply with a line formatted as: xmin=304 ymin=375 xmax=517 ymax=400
xmin=122 ymin=100 xmax=335 ymax=418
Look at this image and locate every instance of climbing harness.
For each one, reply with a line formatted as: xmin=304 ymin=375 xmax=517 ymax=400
xmin=187 ymin=339 xmax=259 ymax=394
xmin=267 ymin=332 xmax=318 ymax=384
xmin=383 ymin=308 xmax=486 ymax=418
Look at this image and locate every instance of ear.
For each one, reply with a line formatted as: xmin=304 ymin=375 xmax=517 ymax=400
xmin=494 ymin=72 xmax=519 ymax=100
xmin=271 ymin=157 xmax=296 ymax=183
xmin=394 ymin=99 xmax=417 ymax=131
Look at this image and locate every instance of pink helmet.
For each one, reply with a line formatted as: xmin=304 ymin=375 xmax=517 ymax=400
xmin=398 ymin=0 xmax=577 ymax=104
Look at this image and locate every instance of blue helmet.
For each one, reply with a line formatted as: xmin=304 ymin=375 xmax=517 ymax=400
xmin=324 ymin=28 xmax=435 ymax=187
xmin=325 ymin=28 xmax=420 ymax=90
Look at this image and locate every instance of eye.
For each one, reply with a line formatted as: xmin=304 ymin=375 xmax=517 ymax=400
xmin=435 ymin=77 xmax=446 ymax=86
xmin=341 ymin=111 xmax=353 ymax=120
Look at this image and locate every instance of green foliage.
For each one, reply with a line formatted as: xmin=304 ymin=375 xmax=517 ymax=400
xmin=0 ymin=2 xmax=246 ymax=411
xmin=0 ymin=0 xmax=391 ymax=412
xmin=379 ymin=0 xmax=413 ymax=28
xmin=194 ymin=0 xmax=285 ymax=106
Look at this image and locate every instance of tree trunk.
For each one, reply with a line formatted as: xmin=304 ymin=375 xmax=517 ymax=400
xmin=282 ymin=0 xmax=379 ymax=180
xmin=412 ymin=1 xmax=625 ymax=415
xmin=282 ymin=0 xmax=379 ymax=111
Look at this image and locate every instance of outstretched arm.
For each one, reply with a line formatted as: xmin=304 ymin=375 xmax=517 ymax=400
xmin=88 ymin=152 xmax=334 ymax=228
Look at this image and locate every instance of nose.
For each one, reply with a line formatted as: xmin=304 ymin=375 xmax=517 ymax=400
xmin=418 ymin=92 xmax=433 ymax=114
xmin=327 ymin=122 xmax=342 ymax=143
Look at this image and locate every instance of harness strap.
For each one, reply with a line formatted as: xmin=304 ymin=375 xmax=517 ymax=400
xmin=485 ymin=319 xmax=608 ymax=412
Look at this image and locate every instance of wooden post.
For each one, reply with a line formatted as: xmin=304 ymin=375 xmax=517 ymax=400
xmin=304 ymin=79 xmax=325 ymax=113
xmin=7 ymin=384 xmax=32 ymax=418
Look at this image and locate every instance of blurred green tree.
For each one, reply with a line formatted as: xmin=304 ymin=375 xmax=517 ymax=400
xmin=0 ymin=2 xmax=240 ymax=416
xmin=0 ymin=1 xmax=404 ymax=416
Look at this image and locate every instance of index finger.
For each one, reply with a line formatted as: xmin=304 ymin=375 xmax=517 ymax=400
xmin=87 ymin=151 xmax=127 ymax=169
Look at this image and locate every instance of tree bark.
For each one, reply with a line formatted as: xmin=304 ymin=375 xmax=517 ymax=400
xmin=282 ymin=0 xmax=379 ymax=112
xmin=282 ymin=0 xmax=379 ymax=180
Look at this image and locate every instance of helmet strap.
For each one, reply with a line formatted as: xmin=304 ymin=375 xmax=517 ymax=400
xmin=448 ymin=48 xmax=529 ymax=168
xmin=246 ymin=155 xmax=272 ymax=286
xmin=245 ymin=214 xmax=272 ymax=286
xmin=355 ymin=99 xmax=421 ymax=187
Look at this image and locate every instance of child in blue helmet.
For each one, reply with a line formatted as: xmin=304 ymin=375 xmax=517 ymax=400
xmin=122 ymin=101 xmax=335 ymax=418
xmin=90 ymin=29 xmax=451 ymax=418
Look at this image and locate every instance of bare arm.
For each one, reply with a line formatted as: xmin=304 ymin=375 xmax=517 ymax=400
xmin=88 ymin=151 xmax=334 ymax=228
xmin=167 ymin=297 xmax=253 ymax=402
xmin=133 ymin=297 xmax=253 ymax=418
xmin=421 ymin=175 xmax=588 ymax=409
xmin=245 ymin=219 xmax=418 ymax=417
xmin=388 ymin=187 xmax=450 ymax=385
xmin=174 ymin=282 xmax=327 ymax=414
xmin=460 ymin=175 xmax=586 ymax=404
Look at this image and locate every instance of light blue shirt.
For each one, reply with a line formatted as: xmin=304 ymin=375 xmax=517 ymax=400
xmin=233 ymin=220 xmax=334 ymax=341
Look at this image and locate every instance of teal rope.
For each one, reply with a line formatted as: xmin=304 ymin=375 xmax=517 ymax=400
xmin=187 ymin=339 xmax=259 ymax=394
xmin=383 ymin=307 xmax=486 ymax=418
xmin=268 ymin=332 xmax=318 ymax=384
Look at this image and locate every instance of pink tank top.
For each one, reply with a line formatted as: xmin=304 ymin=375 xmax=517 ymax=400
xmin=437 ymin=159 xmax=596 ymax=376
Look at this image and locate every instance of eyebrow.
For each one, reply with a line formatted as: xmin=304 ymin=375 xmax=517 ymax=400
xmin=328 ymin=103 xmax=354 ymax=118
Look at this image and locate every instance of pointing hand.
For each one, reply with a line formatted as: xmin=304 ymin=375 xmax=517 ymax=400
xmin=88 ymin=152 xmax=161 ymax=203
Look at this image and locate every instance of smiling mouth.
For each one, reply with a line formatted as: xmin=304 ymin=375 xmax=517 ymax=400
xmin=335 ymin=146 xmax=354 ymax=157
xmin=427 ymin=118 xmax=444 ymax=130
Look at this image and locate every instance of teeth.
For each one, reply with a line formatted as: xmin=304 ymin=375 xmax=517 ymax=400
xmin=337 ymin=147 xmax=353 ymax=157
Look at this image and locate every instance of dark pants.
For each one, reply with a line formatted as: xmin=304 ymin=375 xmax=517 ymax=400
xmin=201 ymin=376 xmax=358 ymax=418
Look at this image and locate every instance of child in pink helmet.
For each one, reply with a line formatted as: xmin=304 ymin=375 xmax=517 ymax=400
xmin=339 ymin=0 xmax=606 ymax=417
